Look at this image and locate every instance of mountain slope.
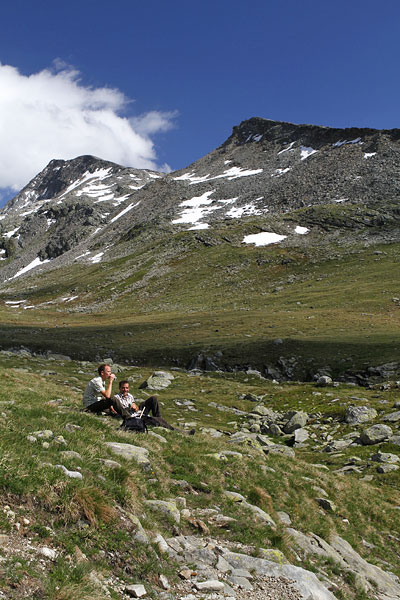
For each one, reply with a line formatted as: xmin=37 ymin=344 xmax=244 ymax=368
xmin=0 ymin=117 xmax=400 ymax=381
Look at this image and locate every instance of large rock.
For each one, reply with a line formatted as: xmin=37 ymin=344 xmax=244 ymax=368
xmin=105 ymin=442 xmax=150 ymax=469
xmin=139 ymin=371 xmax=174 ymax=390
xmin=371 ymin=452 xmax=399 ymax=464
xmin=359 ymin=424 xmax=393 ymax=445
xmin=345 ymin=406 xmax=377 ymax=425
xmin=288 ymin=529 xmax=400 ymax=598
xmin=383 ymin=411 xmax=400 ymax=423
xmin=221 ymin=549 xmax=337 ymax=600
xmin=283 ymin=411 xmax=308 ymax=434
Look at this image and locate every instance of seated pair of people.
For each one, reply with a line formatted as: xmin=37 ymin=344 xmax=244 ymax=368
xmin=82 ymin=364 xmax=173 ymax=429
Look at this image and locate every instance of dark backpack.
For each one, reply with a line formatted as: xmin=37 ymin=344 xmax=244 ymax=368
xmin=121 ymin=416 xmax=148 ymax=433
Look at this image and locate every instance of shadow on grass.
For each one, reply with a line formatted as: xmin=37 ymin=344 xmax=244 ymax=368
xmin=1 ymin=320 xmax=399 ymax=379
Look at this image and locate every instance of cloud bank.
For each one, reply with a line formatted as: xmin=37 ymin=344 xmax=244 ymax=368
xmin=0 ymin=62 xmax=176 ymax=192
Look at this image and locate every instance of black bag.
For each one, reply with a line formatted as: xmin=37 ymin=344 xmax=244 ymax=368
xmin=121 ymin=416 xmax=148 ymax=433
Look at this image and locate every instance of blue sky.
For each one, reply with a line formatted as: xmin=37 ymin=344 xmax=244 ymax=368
xmin=1 ymin=0 xmax=400 ymax=206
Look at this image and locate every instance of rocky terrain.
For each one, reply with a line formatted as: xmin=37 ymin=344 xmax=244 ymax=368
xmin=0 ymin=350 xmax=399 ymax=599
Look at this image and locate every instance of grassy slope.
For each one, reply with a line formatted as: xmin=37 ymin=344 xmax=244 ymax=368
xmin=0 ymin=225 xmax=399 ymax=376
xmin=0 ymin=353 xmax=399 ymax=599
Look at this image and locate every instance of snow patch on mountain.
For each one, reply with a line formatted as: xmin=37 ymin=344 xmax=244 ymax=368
xmin=243 ymin=232 xmax=286 ymax=246
xmin=300 ymin=146 xmax=318 ymax=160
xmin=11 ymin=256 xmax=50 ymax=279
xmin=173 ymin=166 xmax=263 ymax=185
xmin=110 ymin=201 xmax=141 ymax=223
xmin=295 ymin=226 xmax=309 ymax=234
xmin=333 ymin=138 xmax=362 ymax=147
xmin=226 ymin=204 xmax=263 ymax=218
xmin=59 ymin=168 xmax=113 ymax=199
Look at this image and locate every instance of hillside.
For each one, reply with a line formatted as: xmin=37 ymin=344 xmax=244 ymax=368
xmin=1 ymin=118 xmax=400 ymax=381
xmin=0 ymin=350 xmax=399 ymax=599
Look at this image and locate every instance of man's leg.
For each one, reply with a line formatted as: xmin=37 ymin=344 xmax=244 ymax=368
xmin=85 ymin=397 xmax=112 ymax=413
xmin=139 ymin=395 xmax=161 ymax=417
xmin=112 ymin=397 xmax=133 ymax=418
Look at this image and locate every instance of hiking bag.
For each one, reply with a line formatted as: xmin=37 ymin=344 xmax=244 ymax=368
xmin=121 ymin=413 xmax=148 ymax=433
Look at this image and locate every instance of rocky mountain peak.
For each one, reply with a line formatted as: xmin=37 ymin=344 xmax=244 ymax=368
xmin=225 ymin=116 xmax=400 ymax=150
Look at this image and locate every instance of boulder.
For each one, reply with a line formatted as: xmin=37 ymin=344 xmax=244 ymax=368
xmin=371 ymin=452 xmax=399 ymax=463
xmin=359 ymin=424 xmax=393 ymax=445
xmin=105 ymin=442 xmax=150 ymax=469
xmin=316 ymin=375 xmax=333 ymax=387
xmin=283 ymin=411 xmax=308 ymax=434
xmin=383 ymin=410 xmax=400 ymax=423
xmin=139 ymin=371 xmax=174 ymax=390
xmin=345 ymin=406 xmax=377 ymax=425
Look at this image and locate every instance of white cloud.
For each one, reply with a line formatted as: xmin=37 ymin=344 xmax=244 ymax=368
xmin=130 ymin=110 xmax=178 ymax=136
xmin=0 ymin=62 xmax=176 ymax=192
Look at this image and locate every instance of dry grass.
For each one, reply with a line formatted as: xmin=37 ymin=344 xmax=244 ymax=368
xmin=69 ymin=487 xmax=117 ymax=526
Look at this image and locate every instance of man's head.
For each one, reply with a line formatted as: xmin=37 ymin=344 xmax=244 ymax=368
xmin=119 ymin=380 xmax=130 ymax=396
xmin=98 ymin=364 xmax=112 ymax=380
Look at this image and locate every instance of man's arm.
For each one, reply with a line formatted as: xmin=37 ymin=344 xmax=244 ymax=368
xmin=100 ymin=374 xmax=116 ymax=400
xmin=128 ymin=393 xmax=139 ymax=411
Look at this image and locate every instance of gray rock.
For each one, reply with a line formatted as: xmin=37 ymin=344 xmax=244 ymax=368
xmin=323 ymin=439 xmax=354 ymax=452
xmin=144 ymin=500 xmax=180 ymax=524
xmin=60 ymin=450 xmax=82 ymax=460
xmin=105 ymin=442 xmax=150 ymax=469
xmin=32 ymin=430 xmax=53 ymax=439
xmin=345 ymin=406 xmax=377 ymax=425
xmin=38 ymin=547 xmax=58 ymax=560
xmin=383 ymin=410 xmax=400 ymax=422
xmin=251 ymin=404 xmax=272 ymax=417
xmin=360 ymin=424 xmax=393 ymax=445
xmin=127 ymin=514 xmax=149 ymax=544
xmin=265 ymin=444 xmax=295 ymax=458
xmin=276 ymin=511 xmax=292 ymax=525
xmin=54 ymin=464 xmax=83 ymax=479
xmin=283 ymin=411 xmax=308 ymax=434
xmin=227 ymin=575 xmax=253 ymax=590
xmin=377 ymin=464 xmax=399 ymax=473
xmin=293 ymin=428 xmax=309 ymax=444
xmin=125 ymin=584 xmax=147 ymax=598
xmin=139 ymin=371 xmax=174 ymax=390
xmin=263 ymin=423 xmax=283 ymax=436
xmin=194 ymin=580 xmax=225 ymax=592
xmin=371 ymin=452 xmax=399 ymax=463
xmin=98 ymin=458 xmax=122 ymax=468
xmin=316 ymin=375 xmax=333 ymax=387
xmin=390 ymin=435 xmax=400 ymax=446
xmin=147 ymin=431 xmax=167 ymax=443
xmin=221 ymin=549 xmax=336 ymax=599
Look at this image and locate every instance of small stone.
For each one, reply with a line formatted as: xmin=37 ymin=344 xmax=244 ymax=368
xmin=159 ymin=574 xmax=170 ymax=590
xmin=194 ymin=580 xmax=225 ymax=592
xmin=38 ymin=547 xmax=57 ymax=560
xmin=125 ymin=584 xmax=147 ymax=598
xmin=179 ymin=569 xmax=193 ymax=580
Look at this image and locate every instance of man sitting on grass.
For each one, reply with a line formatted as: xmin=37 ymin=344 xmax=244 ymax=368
xmin=112 ymin=380 xmax=174 ymax=430
xmin=83 ymin=363 xmax=118 ymax=414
